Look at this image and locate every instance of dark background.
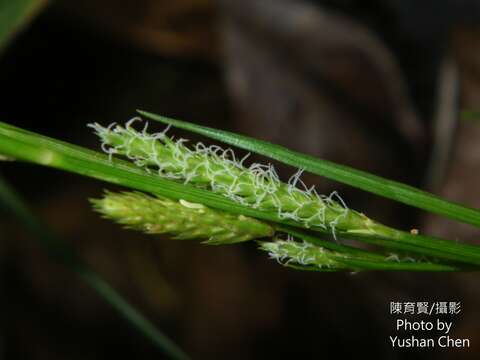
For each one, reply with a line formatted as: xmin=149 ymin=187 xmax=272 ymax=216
xmin=1 ymin=0 xmax=479 ymax=358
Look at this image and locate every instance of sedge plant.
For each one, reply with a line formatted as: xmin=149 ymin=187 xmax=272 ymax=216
xmin=1 ymin=112 xmax=480 ymax=272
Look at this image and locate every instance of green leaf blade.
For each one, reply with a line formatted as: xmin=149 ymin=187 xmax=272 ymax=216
xmin=2 ymin=120 xmax=480 ymax=269
xmin=138 ymin=110 xmax=480 ymax=229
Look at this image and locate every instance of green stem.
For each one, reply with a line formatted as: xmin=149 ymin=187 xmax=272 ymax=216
xmin=138 ymin=110 xmax=480 ymax=229
xmin=1 ymin=121 xmax=479 ymax=269
xmin=276 ymin=225 xmax=458 ymax=272
xmin=341 ymin=228 xmax=480 ymax=266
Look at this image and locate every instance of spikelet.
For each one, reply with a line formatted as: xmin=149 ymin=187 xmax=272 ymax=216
xmin=258 ymin=237 xmax=345 ymax=270
xmin=92 ymin=191 xmax=274 ymax=244
xmin=88 ymin=118 xmax=374 ymax=236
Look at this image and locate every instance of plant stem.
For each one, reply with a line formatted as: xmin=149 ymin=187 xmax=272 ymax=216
xmin=138 ymin=110 xmax=480 ymax=229
xmin=1 ymin=121 xmax=479 ymax=269
xmin=276 ymin=225 xmax=458 ymax=272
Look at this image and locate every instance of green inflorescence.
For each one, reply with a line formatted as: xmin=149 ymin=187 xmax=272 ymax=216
xmin=259 ymin=238 xmax=345 ymax=270
xmin=88 ymin=119 xmax=376 ymax=237
xmin=92 ymin=191 xmax=274 ymax=244
xmin=0 ymin=119 xmax=472 ymax=271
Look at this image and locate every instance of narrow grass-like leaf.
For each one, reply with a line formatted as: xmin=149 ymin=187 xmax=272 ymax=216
xmin=87 ymin=119 xmax=480 ymax=266
xmin=138 ymin=110 xmax=480 ymax=228
xmin=1 ymin=121 xmax=480 ymax=268
xmin=340 ymin=230 xmax=480 ymax=266
xmin=0 ymin=176 xmax=189 ymax=360
xmin=0 ymin=121 xmax=359 ymax=232
xmin=0 ymin=122 xmax=288 ymax=223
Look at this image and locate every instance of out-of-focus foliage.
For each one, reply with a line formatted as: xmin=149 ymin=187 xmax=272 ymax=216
xmin=0 ymin=0 xmax=47 ymax=50
xmin=57 ymin=0 xmax=217 ymax=58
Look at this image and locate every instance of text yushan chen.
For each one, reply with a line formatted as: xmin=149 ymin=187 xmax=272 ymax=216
xmin=390 ymin=319 xmax=470 ymax=348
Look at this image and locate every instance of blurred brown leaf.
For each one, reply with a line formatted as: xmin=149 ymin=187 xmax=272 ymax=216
xmin=55 ymin=0 xmax=217 ymax=58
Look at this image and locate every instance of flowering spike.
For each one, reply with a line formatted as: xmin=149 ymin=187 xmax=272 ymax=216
xmin=258 ymin=239 xmax=345 ymax=270
xmin=91 ymin=191 xmax=274 ymax=244
xmin=89 ymin=120 xmax=379 ymax=236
